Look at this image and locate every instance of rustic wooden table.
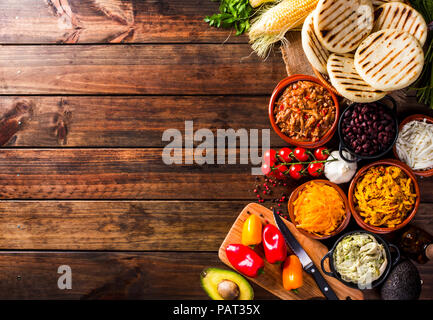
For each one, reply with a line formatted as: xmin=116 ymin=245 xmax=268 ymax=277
xmin=0 ymin=0 xmax=431 ymax=300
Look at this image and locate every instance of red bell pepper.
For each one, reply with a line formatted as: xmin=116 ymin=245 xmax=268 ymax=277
xmin=262 ymin=224 xmax=287 ymax=264
xmin=225 ymin=244 xmax=264 ymax=278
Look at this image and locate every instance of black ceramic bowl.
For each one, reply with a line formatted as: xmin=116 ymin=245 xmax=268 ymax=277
xmin=338 ymin=96 xmax=399 ymax=163
xmin=320 ymin=230 xmax=400 ymax=289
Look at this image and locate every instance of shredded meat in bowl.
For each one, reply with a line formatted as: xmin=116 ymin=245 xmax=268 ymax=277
xmin=274 ymin=81 xmax=336 ymax=142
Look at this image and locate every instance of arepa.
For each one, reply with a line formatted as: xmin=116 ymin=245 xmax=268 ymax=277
xmin=314 ymin=0 xmax=374 ymax=53
xmin=354 ymin=29 xmax=424 ymax=91
xmin=302 ymin=11 xmax=330 ymax=74
xmin=372 ymin=0 xmax=405 ymax=7
xmin=327 ymin=53 xmax=387 ymax=102
xmin=373 ymin=2 xmax=427 ymax=46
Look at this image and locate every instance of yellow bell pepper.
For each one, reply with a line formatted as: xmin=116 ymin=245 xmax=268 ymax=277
xmin=241 ymin=214 xmax=262 ymax=246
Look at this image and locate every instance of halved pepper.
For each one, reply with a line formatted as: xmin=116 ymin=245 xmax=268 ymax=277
xmin=242 ymin=214 xmax=262 ymax=247
xmin=226 ymin=244 xmax=264 ymax=278
xmin=282 ymin=255 xmax=303 ymax=291
xmin=262 ymin=224 xmax=287 ymax=264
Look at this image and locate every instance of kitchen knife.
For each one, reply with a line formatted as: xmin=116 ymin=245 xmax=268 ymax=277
xmin=273 ymin=209 xmax=339 ymax=300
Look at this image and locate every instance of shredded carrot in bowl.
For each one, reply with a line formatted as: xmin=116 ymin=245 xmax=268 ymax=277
xmin=293 ymin=181 xmax=346 ymax=236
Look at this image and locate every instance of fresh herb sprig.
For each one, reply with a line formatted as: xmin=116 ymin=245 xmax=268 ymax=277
xmin=410 ymin=0 xmax=433 ymax=108
xmin=204 ymin=0 xmax=253 ymax=36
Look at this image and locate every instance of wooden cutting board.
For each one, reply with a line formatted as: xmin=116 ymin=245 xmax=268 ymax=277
xmin=218 ymin=203 xmax=364 ymax=300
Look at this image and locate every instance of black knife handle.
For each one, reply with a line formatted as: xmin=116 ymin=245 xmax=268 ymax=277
xmin=304 ymin=263 xmax=339 ymax=300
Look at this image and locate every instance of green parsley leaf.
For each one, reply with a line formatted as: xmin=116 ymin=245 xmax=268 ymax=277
xmin=204 ymin=0 xmax=253 ymax=36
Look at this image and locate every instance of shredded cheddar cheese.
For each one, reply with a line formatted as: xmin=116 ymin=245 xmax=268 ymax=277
xmin=353 ymin=166 xmax=417 ymax=228
xmin=293 ymin=181 xmax=346 ymax=236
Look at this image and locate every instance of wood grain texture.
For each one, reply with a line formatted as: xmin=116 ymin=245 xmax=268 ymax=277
xmin=0 ymin=0 xmax=247 ymax=44
xmin=0 ymin=45 xmax=285 ymax=95
xmin=0 ymin=148 xmax=266 ymax=200
xmin=219 ymin=203 xmax=364 ymax=300
xmin=0 ymin=251 xmax=276 ymax=300
xmin=0 ymin=96 xmax=281 ymax=147
xmin=0 ymin=200 xmax=243 ymax=251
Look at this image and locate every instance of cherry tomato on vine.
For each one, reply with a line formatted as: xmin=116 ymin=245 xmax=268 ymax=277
xmin=278 ymin=148 xmax=293 ymax=163
xmin=293 ymin=147 xmax=309 ymax=162
xmin=269 ymin=164 xmax=288 ymax=180
xmin=289 ymin=164 xmax=304 ymax=180
xmin=263 ymin=149 xmax=277 ymax=166
xmin=274 ymin=171 xmax=287 ymax=180
xmin=261 ymin=163 xmax=272 ymax=176
xmin=314 ymin=147 xmax=329 ymax=161
xmin=307 ymin=162 xmax=324 ymax=177
xmin=277 ymin=164 xmax=289 ymax=175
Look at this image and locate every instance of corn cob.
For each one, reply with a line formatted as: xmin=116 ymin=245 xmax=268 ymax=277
xmin=249 ymin=0 xmax=276 ymax=8
xmin=249 ymin=0 xmax=319 ymax=58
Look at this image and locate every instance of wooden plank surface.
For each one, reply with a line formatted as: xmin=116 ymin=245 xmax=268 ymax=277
xmin=0 ymin=148 xmax=262 ymax=200
xmin=0 ymin=251 xmax=275 ymax=300
xmin=0 ymin=201 xmax=242 ymax=251
xmin=0 ymin=96 xmax=280 ymax=147
xmin=0 ymin=45 xmax=285 ymax=95
xmin=0 ymin=0 xmax=246 ymax=44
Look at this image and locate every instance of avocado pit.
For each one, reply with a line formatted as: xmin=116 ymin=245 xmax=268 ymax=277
xmin=217 ymin=280 xmax=240 ymax=300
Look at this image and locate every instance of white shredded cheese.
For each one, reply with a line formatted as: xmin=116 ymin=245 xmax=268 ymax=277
xmin=396 ymin=119 xmax=433 ymax=171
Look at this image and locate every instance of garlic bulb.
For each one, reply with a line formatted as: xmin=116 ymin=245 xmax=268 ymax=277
xmin=324 ymin=151 xmax=357 ymax=184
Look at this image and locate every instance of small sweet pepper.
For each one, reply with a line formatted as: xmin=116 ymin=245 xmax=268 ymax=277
xmin=262 ymin=224 xmax=287 ymax=264
xmin=282 ymin=255 xmax=303 ymax=291
xmin=226 ymin=244 xmax=264 ymax=278
xmin=241 ymin=214 xmax=262 ymax=247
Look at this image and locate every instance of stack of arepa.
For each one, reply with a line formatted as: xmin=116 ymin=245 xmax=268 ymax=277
xmin=301 ymin=0 xmax=427 ymax=103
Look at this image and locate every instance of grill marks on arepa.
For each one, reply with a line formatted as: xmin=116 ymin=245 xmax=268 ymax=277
xmin=373 ymin=2 xmax=428 ymax=46
xmin=372 ymin=0 xmax=405 ymax=7
xmin=327 ymin=53 xmax=386 ymax=102
xmin=314 ymin=0 xmax=374 ymax=53
xmin=302 ymin=12 xmax=330 ymax=74
xmin=355 ymin=29 xmax=424 ymax=91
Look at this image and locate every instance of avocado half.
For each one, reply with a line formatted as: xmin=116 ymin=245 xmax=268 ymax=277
xmin=200 ymin=268 xmax=254 ymax=300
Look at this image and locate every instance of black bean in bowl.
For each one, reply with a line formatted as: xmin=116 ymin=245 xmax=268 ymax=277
xmin=341 ymin=103 xmax=396 ymax=157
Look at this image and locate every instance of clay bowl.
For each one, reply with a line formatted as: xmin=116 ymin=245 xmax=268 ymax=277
xmin=268 ymin=74 xmax=340 ymax=148
xmin=288 ymin=179 xmax=351 ymax=240
xmin=348 ymin=159 xmax=420 ymax=234
xmin=393 ymin=114 xmax=433 ymax=177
